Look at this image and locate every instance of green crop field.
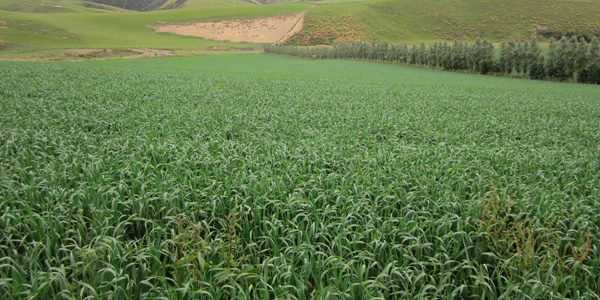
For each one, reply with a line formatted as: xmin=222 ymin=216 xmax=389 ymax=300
xmin=1 ymin=54 xmax=599 ymax=299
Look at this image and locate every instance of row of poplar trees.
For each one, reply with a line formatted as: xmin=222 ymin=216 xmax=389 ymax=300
xmin=264 ymin=36 xmax=600 ymax=84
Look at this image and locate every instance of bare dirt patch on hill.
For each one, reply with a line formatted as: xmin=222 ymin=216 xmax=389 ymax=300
xmin=151 ymin=8 xmax=310 ymax=43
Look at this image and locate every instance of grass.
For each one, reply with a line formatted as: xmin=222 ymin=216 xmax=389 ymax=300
xmin=2 ymin=0 xmax=599 ymax=57
xmin=181 ymin=0 xmax=253 ymax=8
xmin=0 ymin=3 xmax=310 ymax=56
xmin=286 ymin=0 xmax=600 ymax=44
xmin=1 ymin=54 xmax=599 ymax=298
xmin=0 ymin=0 xmax=131 ymax=13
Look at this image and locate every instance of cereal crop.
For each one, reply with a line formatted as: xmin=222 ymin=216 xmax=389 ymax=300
xmin=1 ymin=54 xmax=599 ymax=299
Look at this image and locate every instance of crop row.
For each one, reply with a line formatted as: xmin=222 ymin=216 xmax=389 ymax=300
xmin=0 ymin=60 xmax=599 ymax=298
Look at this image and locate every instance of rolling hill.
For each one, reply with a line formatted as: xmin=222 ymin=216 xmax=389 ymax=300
xmin=84 ymin=0 xmax=312 ymax=11
xmin=285 ymin=0 xmax=600 ymax=45
xmin=1 ymin=0 xmax=599 ymax=59
xmin=0 ymin=0 xmax=254 ymax=13
xmin=86 ymin=0 xmax=175 ymax=11
xmin=0 ymin=0 xmax=131 ymax=13
xmin=0 ymin=3 xmax=309 ymax=58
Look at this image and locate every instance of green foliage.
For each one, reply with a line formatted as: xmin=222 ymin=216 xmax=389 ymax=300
xmin=267 ymin=35 xmax=600 ymax=83
xmin=577 ymin=37 xmax=600 ymax=84
xmin=0 ymin=54 xmax=599 ymax=298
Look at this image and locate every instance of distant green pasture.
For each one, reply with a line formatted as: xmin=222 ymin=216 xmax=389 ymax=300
xmin=0 ymin=3 xmax=309 ymax=56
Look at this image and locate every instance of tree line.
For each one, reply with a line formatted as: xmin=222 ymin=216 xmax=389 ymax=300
xmin=264 ymin=36 xmax=600 ymax=84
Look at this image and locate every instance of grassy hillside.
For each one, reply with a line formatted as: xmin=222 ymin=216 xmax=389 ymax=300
xmin=179 ymin=0 xmax=252 ymax=8
xmin=0 ymin=0 xmax=248 ymax=12
xmin=0 ymin=0 xmax=130 ymax=13
xmin=1 ymin=54 xmax=599 ymax=298
xmin=83 ymin=0 xmax=310 ymax=10
xmin=285 ymin=0 xmax=600 ymax=45
xmin=0 ymin=3 xmax=310 ymax=57
xmin=0 ymin=0 xmax=306 ymax=12
xmin=86 ymin=0 xmax=170 ymax=11
xmin=1 ymin=0 xmax=600 ymax=58
xmin=182 ymin=0 xmax=313 ymax=7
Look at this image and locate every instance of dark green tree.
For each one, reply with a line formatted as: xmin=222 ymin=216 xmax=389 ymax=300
xmin=505 ymin=38 xmax=517 ymax=74
xmin=432 ymin=42 xmax=441 ymax=67
xmin=526 ymin=37 xmax=544 ymax=79
xmin=408 ymin=44 xmax=417 ymax=65
xmin=546 ymin=38 xmax=568 ymax=80
xmin=563 ymin=36 xmax=578 ymax=79
xmin=530 ymin=53 xmax=546 ymax=80
xmin=480 ymin=39 xmax=495 ymax=74
xmin=451 ymin=40 xmax=461 ymax=70
xmin=497 ymin=40 xmax=509 ymax=74
xmin=514 ymin=41 xmax=524 ymax=74
xmin=418 ymin=42 xmax=427 ymax=65
xmin=580 ymin=37 xmax=600 ymax=83
xmin=573 ymin=37 xmax=588 ymax=82
xmin=469 ymin=39 xmax=481 ymax=72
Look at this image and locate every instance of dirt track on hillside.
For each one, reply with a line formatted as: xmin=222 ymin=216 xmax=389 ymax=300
xmin=151 ymin=7 xmax=311 ymax=43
